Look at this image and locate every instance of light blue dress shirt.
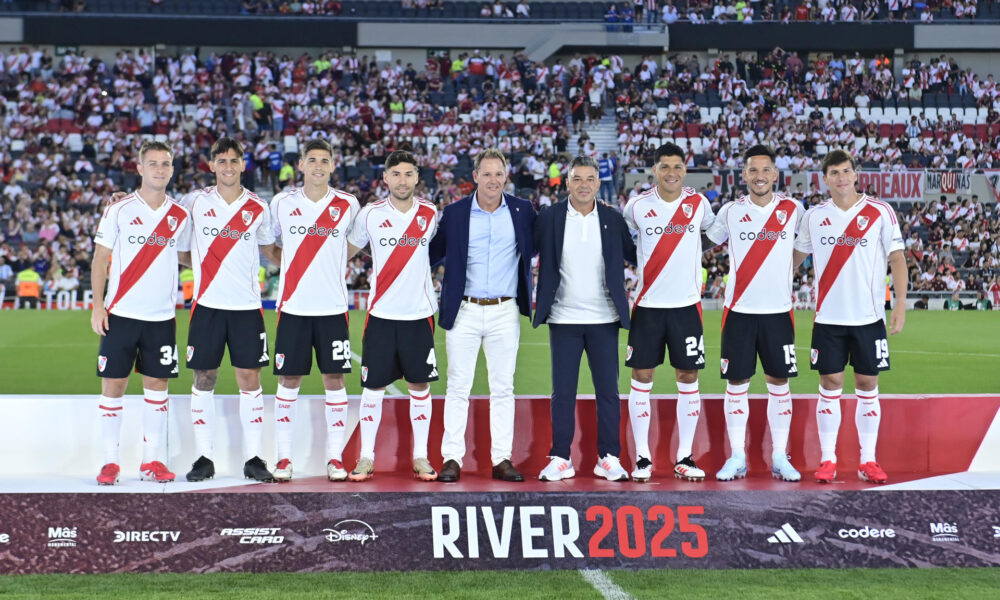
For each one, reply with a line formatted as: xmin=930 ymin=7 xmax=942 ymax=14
xmin=464 ymin=194 xmax=519 ymax=299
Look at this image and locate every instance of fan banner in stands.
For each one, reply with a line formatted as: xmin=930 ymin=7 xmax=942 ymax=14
xmin=806 ymin=171 xmax=924 ymax=202
xmin=925 ymin=171 xmax=974 ymax=195
xmin=1 ymin=491 xmax=998 ymax=573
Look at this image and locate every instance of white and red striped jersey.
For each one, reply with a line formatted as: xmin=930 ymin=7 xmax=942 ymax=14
xmin=270 ymin=187 xmax=360 ymax=316
xmin=706 ymin=193 xmax=802 ymax=313
xmin=794 ymin=195 xmax=904 ymax=326
xmin=93 ymin=192 xmax=191 ymax=321
xmin=347 ymin=197 xmax=438 ymax=321
xmin=182 ymin=186 xmax=274 ymax=311
xmin=624 ymin=186 xmax=716 ymax=309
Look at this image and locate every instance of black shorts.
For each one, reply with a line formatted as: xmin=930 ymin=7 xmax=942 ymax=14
xmin=273 ymin=312 xmax=352 ymax=376
xmin=97 ymin=313 xmax=178 ymax=379
xmin=187 ymin=305 xmax=269 ymax=370
xmin=625 ymin=304 xmax=705 ymax=371
xmin=720 ymin=309 xmax=799 ymax=380
xmin=810 ymin=320 xmax=890 ymax=376
xmin=361 ymin=315 xmax=439 ymax=389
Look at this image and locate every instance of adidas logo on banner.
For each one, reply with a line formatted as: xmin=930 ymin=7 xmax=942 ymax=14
xmin=289 ymin=208 xmax=303 ymax=216
xmin=378 ymin=219 xmax=393 ymax=228
xmin=204 ymin=209 xmax=217 ymax=217
xmin=644 ymin=209 xmax=657 ymax=218
xmin=767 ymin=523 xmax=804 ymax=544
xmin=819 ymin=218 xmax=832 ymax=227
xmin=739 ymin=214 xmax=752 ymax=223
xmin=130 ymin=217 xmax=143 ymax=226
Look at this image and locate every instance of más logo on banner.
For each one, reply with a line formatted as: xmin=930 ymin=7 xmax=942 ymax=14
xmin=837 ymin=526 xmax=895 ymax=539
xmin=114 ymin=530 xmax=181 ymax=543
xmin=219 ymin=527 xmax=284 ymax=544
xmin=929 ymin=522 xmax=960 ymax=542
xmin=323 ymin=520 xmax=379 ymax=546
xmin=47 ymin=526 xmax=78 ymax=548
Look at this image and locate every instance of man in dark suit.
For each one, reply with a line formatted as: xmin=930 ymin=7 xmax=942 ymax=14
xmin=533 ymin=155 xmax=637 ymax=482
xmin=429 ymin=148 xmax=536 ymax=482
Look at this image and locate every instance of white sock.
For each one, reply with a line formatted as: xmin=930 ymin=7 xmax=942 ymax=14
xmin=98 ymin=395 xmax=123 ymax=465
xmin=325 ymin=388 xmax=348 ymax=462
xmin=855 ymin=387 xmax=881 ymax=463
xmin=274 ymin=384 xmax=299 ymax=461
xmin=628 ymin=379 xmax=653 ymax=460
xmin=190 ymin=387 xmax=214 ymax=459
xmin=240 ymin=388 xmax=264 ymax=461
xmin=359 ymin=387 xmax=385 ymax=460
xmin=724 ymin=382 xmax=750 ymax=460
xmin=766 ymin=382 xmax=793 ymax=460
xmin=142 ymin=388 xmax=169 ymax=464
xmin=410 ymin=387 xmax=432 ymax=460
xmin=816 ymin=386 xmax=842 ymax=463
xmin=675 ymin=380 xmax=701 ymax=462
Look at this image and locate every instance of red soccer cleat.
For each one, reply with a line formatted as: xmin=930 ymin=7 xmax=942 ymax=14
xmin=97 ymin=463 xmax=120 ymax=486
xmin=858 ymin=461 xmax=888 ymax=484
xmin=814 ymin=460 xmax=837 ymax=483
xmin=139 ymin=461 xmax=176 ymax=483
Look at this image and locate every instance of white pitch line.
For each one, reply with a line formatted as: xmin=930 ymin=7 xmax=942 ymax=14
xmin=350 ymin=351 xmax=403 ymax=396
xmin=578 ymin=569 xmax=635 ymax=600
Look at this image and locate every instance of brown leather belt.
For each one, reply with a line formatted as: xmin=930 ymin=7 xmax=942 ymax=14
xmin=463 ymin=296 xmax=513 ymax=306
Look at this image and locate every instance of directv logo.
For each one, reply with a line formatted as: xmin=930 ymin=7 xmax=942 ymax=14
xmin=767 ymin=523 xmax=804 ymax=544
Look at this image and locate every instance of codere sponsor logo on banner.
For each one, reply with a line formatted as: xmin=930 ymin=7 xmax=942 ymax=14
xmin=323 ymin=520 xmax=379 ymax=546
xmin=0 ymin=533 xmax=9 ymax=544
xmin=114 ymin=530 xmax=181 ymax=543
xmin=930 ymin=522 xmax=960 ymax=542
xmin=47 ymin=526 xmax=78 ymax=548
xmin=220 ymin=527 xmax=284 ymax=544
xmin=837 ymin=526 xmax=896 ymax=539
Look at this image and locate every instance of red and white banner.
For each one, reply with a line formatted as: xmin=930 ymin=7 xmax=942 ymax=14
xmin=925 ymin=171 xmax=974 ymax=195
xmin=807 ymin=171 xmax=924 ymax=202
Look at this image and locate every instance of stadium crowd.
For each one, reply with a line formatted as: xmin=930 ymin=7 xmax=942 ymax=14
xmin=0 ymin=44 xmax=996 ymax=306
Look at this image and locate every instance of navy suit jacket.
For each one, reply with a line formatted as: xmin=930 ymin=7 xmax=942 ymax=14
xmin=532 ymin=200 xmax=637 ymax=329
xmin=429 ymin=193 xmax=536 ymax=331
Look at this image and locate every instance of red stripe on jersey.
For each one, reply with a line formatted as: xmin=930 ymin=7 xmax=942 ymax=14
xmin=727 ymin=199 xmax=798 ymax=309
xmin=721 ymin=306 xmax=730 ymax=331
xmin=369 ymin=202 xmax=436 ymax=312
xmin=633 ymin=195 xmax=701 ymax=308
xmin=815 ymin=203 xmax=883 ymax=314
xmin=278 ymin=196 xmax=352 ymax=313
xmin=195 ymin=198 xmax=264 ymax=302
xmin=108 ymin=203 xmax=188 ymax=312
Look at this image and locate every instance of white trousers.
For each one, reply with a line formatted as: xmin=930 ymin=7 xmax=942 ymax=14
xmin=441 ymin=300 xmax=520 ymax=466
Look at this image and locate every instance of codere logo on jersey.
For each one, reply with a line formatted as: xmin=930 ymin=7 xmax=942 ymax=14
xmin=201 ymin=225 xmax=252 ymax=241
xmin=645 ymin=222 xmax=695 ymax=236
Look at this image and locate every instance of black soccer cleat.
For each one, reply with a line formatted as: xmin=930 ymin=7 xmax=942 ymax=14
xmin=243 ymin=456 xmax=276 ymax=483
xmin=185 ymin=456 xmax=215 ymax=482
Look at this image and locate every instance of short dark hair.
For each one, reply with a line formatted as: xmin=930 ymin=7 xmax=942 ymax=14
xmin=743 ymin=144 xmax=776 ymax=164
xmin=385 ymin=149 xmax=418 ymax=170
xmin=820 ymin=149 xmax=856 ymax=174
xmin=653 ymin=142 xmax=685 ymax=163
xmin=210 ymin=136 xmax=244 ymax=160
xmin=301 ymin=138 xmax=334 ymax=158
xmin=138 ymin=140 xmax=173 ymax=162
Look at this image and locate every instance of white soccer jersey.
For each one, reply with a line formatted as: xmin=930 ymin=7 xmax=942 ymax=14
xmin=270 ymin=187 xmax=360 ymax=316
xmin=706 ymin=193 xmax=802 ymax=314
xmin=624 ymin=186 xmax=715 ymax=309
xmin=794 ymin=194 xmax=904 ymax=326
xmin=347 ymin=196 xmax=438 ymax=320
xmin=182 ymin=186 xmax=274 ymax=311
xmin=93 ymin=192 xmax=191 ymax=321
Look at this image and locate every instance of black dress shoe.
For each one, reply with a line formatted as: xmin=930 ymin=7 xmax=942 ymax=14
xmin=492 ymin=459 xmax=525 ymax=482
xmin=243 ymin=456 xmax=276 ymax=482
xmin=438 ymin=459 xmax=461 ymax=482
xmin=185 ymin=456 xmax=215 ymax=482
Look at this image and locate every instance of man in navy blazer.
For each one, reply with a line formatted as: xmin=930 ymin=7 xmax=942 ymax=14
xmin=532 ymin=155 xmax=637 ymax=482
xmin=429 ymin=149 xmax=536 ymax=483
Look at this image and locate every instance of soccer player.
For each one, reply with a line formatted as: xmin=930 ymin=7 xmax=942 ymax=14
xmin=178 ymin=137 xmax=280 ymax=483
xmin=704 ymin=145 xmax=803 ymax=482
xmin=345 ymin=149 xmax=440 ymax=482
xmin=793 ymin=149 xmax=907 ymax=485
xmin=623 ymin=142 xmax=716 ymax=482
xmin=269 ymin=138 xmax=361 ymax=482
xmin=91 ymin=141 xmax=191 ymax=485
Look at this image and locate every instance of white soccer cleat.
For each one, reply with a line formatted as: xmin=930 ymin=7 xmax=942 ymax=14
xmin=349 ymin=457 xmax=374 ymax=482
xmin=326 ymin=459 xmax=348 ymax=482
xmin=538 ymin=456 xmax=575 ymax=481
xmin=771 ymin=455 xmax=802 ymax=482
xmin=273 ymin=458 xmax=293 ymax=482
xmin=716 ymin=456 xmax=748 ymax=481
xmin=631 ymin=457 xmax=653 ymax=482
xmin=593 ymin=455 xmax=629 ymax=482
xmin=412 ymin=457 xmax=438 ymax=481
xmin=674 ymin=455 xmax=706 ymax=481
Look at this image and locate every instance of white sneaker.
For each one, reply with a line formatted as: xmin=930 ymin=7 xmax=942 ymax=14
xmin=771 ymin=454 xmax=802 ymax=482
xmin=326 ymin=459 xmax=347 ymax=482
xmin=631 ymin=457 xmax=653 ymax=482
xmin=593 ymin=455 xmax=629 ymax=481
xmin=273 ymin=458 xmax=293 ymax=482
xmin=715 ymin=456 xmax=748 ymax=481
xmin=538 ymin=456 xmax=575 ymax=481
